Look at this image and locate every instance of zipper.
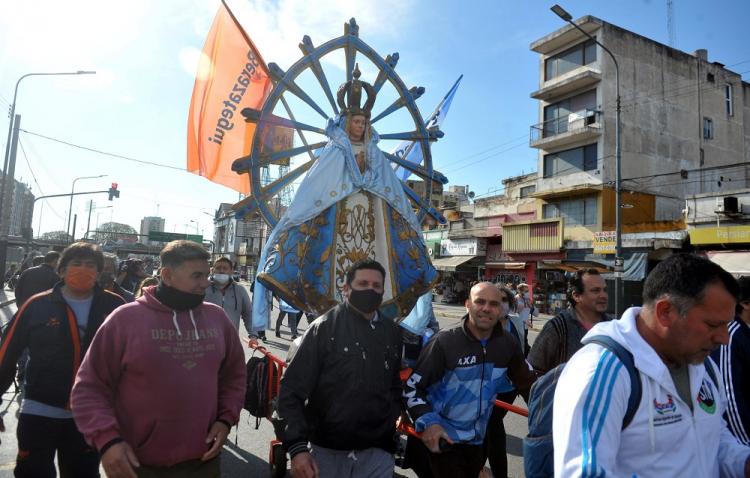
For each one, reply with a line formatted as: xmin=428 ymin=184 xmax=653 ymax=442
xmin=475 ymin=344 xmax=487 ymax=441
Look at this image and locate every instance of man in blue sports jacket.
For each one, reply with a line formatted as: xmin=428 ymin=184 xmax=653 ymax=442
xmin=404 ymin=282 xmax=536 ymax=478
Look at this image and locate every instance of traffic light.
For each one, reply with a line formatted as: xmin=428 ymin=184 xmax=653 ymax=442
xmin=108 ymin=182 xmax=120 ymax=201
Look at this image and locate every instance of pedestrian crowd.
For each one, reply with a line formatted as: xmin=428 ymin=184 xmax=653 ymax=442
xmin=1 ymin=242 xmax=749 ymax=478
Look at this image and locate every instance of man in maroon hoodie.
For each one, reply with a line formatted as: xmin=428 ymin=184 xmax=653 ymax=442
xmin=71 ymin=240 xmax=247 ymax=477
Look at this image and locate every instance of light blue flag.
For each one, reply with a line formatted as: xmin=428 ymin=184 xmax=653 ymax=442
xmin=392 ymin=75 xmax=463 ymax=181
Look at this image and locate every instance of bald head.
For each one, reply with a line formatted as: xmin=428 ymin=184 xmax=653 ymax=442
xmin=465 ymin=282 xmax=506 ymax=339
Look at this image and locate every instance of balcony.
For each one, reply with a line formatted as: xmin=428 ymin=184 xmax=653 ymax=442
xmin=530 ymin=109 xmax=601 ymax=150
xmin=530 ymin=68 xmax=601 ymax=101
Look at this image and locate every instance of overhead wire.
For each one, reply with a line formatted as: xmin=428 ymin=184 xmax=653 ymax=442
xmin=18 ymin=138 xmax=65 ymax=220
xmin=19 ymin=129 xmax=186 ymax=172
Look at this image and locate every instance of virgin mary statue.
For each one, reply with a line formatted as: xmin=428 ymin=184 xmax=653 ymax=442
xmin=251 ymin=65 xmax=437 ymax=331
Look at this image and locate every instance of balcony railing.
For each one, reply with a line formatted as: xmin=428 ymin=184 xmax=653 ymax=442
xmin=530 ymin=108 xmax=600 ymax=145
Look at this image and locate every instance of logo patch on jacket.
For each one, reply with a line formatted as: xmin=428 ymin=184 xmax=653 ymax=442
xmin=697 ymin=380 xmax=716 ymax=414
xmin=653 ymin=394 xmax=677 ymax=415
xmin=457 ymin=355 xmax=476 ymax=366
xmin=45 ymin=317 xmax=60 ymax=327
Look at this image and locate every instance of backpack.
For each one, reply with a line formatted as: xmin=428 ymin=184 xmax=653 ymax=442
xmin=523 ymin=336 xmax=721 ymax=478
xmin=244 ymin=352 xmax=280 ymax=429
xmin=523 ymin=335 xmax=641 ymax=478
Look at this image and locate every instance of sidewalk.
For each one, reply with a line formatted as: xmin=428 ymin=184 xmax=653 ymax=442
xmin=0 ymin=289 xmax=15 ymax=307
xmin=432 ymin=302 xmax=553 ymax=331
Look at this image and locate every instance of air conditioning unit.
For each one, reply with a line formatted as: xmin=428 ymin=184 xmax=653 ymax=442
xmin=716 ymin=196 xmax=739 ymax=214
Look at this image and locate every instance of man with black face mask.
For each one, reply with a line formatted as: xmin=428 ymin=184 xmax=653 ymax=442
xmin=277 ymin=259 xmax=403 ymax=478
xmin=98 ymin=253 xmax=135 ymax=303
xmin=71 ymin=240 xmax=247 ymax=478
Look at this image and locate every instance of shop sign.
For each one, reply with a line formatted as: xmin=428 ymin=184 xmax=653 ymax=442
xmin=593 ymin=231 xmax=616 ymax=254
xmin=440 ymin=238 xmax=486 ymax=256
xmin=690 ymin=226 xmax=750 ymax=245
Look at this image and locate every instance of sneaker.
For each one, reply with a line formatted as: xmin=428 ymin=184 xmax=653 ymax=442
xmin=291 ymin=334 xmax=298 ymax=340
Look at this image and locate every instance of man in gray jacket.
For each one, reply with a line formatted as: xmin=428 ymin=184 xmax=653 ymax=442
xmin=205 ymin=257 xmax=253 ymax=335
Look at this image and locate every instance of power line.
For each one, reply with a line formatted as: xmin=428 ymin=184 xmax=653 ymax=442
xmin=18 ymin=138 xmax=65 ymax=220
xmin=442 ymin=138 xmax=530 ymax=174
xmin=437 ymin=132 xmax=530 ymax=169
xmin=19 ymin=129 xmax=187 ymax=172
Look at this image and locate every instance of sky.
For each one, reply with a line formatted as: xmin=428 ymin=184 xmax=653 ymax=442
xmin=1 ymin=0 xmax=749 ymax=240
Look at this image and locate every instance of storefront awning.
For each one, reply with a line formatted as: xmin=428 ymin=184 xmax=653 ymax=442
xmin=484 ymin=262 xmax=526 ymax=270
xmin=707 ymin=251 xmax=750 ymax=277
xmin=539 ymin=260 xmax=613 ymax=273
xmin=432 ymin=255 xmax=477 ymax=272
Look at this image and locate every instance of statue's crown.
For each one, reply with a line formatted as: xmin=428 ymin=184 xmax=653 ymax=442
xmin=336 ymin=64 xmax=376 ymax=118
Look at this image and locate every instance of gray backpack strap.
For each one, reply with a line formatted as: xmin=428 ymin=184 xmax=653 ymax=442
xmin=583 ymin=335 xmax=642 ymax=429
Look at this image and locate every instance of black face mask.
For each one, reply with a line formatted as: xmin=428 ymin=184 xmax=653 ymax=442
xmin=347 ymin=288 xmax=383 ymax=315
xmin=155 ymin=282 xmax=204 ymax=311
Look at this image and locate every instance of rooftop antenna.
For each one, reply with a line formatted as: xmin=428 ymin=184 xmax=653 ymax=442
xmin=667 ymin=0 xmax=675 ymax=47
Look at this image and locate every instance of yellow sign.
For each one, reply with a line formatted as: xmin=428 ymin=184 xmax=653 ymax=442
xmin=690 ymin=226 xmax=750 ymax=245
xmin=593 ymin=231 xmax=616 ymax=254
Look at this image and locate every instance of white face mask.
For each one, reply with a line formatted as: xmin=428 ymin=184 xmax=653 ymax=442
xmin=500 ymin=302 xmax=510 ymax=317
xmin=213 ymin=273 xmax=230 ymax=284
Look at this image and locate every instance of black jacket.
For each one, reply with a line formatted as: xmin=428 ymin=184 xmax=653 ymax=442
xmin=277 ymin=303 xmax=403 ymax=456
xmin=711 ymin=316 xmax=750 ymax=445
xmin=14 ymin=264 xmax=60 ymax=307
xmin=0 ymin=282 xmax=125 ymax=408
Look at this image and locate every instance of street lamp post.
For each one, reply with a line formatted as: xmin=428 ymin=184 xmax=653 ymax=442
xmin=0 ymin=70 xmax=95 ymax=280
xmin=551 ymin=4 xmax=623 ymax=317
xmin=67 ymin=174 xmax=106 ymax=240
xmin=1 ymin=71 xmax=96 ymax=219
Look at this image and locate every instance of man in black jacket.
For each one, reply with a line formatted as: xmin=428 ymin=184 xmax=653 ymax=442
xmin=0 ymin=242 xmax=125 ymax=477
xmin=277 ymin=259 xmax=402 ymax=478
xmin=13 ymin=250 xmax=60 ymax=307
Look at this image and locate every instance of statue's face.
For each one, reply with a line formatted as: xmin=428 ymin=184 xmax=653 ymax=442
xmin=349 ymin=115 xmax=366 ymax=141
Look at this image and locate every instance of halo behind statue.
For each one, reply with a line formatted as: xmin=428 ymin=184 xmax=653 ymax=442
xmin=232 ymin=18 xmax=448 ymax=227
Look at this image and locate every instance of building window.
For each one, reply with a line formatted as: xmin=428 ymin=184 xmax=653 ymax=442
xmin=703 ymin=117 xmax=714 ymax=140
xmin=542 ymin=89 xmax=597 ymax=137
xmin=725 ymin=84 xmax=734 ymax=117
xmin=543 ymin=143 xmax=598 ymax=178
xmin=520 ymin=185 xmax=536 ymax=198
xmin=542 ymin=196 xmax=598 ymax=226
xmin=544 ymin=40 xmax=597 ymax=81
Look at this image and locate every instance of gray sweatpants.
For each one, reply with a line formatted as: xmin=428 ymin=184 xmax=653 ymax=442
xmin=310 ymin=444 xmax=395 ymax=478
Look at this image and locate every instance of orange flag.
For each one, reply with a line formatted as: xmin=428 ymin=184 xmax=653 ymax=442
xmin=187 ymin=1 xmax=272 ymax=194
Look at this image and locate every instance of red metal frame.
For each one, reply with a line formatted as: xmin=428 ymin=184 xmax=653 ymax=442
xmin=247 ymin=340 xmax=530 ymax=461
xmin=247 ymin=340 xmax=287 ymax=420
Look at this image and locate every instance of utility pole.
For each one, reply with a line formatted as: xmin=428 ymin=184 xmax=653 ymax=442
xmin=0 ymin=115 xmax=21 ymax=282
xmin=71 ymin=214 xmax=77 ymax=242
xmin=85 ymin=200 xmax=94 ymax=239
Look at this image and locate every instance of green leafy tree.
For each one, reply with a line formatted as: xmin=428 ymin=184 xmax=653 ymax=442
xmin=40 ymin=230 xmax=72 ymax=242
xmin=92 ymin=222 xmax=138 ymax=243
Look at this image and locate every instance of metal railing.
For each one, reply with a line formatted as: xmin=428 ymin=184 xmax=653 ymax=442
xmin=530 ymin=108 xmax=600 ymax=143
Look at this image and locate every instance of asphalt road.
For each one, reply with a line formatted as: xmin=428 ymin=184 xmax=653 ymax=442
xmin=0 ymin=287 xmax=548 ymax=478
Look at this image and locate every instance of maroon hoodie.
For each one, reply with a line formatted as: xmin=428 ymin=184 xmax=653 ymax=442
xmin=71 ymin=286 xmax=246 ymax=467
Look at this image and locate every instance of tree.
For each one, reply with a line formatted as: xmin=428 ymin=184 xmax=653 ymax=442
xmin=40 ymin=230 xmax=72 ymax=242
xmin=92 ymin=222 xmax=139 ymax=244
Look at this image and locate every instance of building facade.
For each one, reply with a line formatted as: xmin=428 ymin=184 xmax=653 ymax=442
xmin=139 ymin=216 xmax=165 ymax=245
xmin=9 ymin=179 xmax=34 ymax=238
xmin=526 ymin=15 xmax=749 ymax=310
xmin=213 ymin=203 xmax=270 ymax=277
